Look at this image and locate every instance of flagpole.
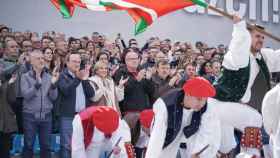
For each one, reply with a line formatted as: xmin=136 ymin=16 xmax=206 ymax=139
xmin=206 ymin=5 xmax=280 ymax=42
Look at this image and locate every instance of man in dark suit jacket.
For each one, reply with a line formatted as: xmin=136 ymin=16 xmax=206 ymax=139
xmin=57 ymin=53 xmax=95 ymax=158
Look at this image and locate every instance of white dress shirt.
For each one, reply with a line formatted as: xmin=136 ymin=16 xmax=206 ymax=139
xmin=222 ymin=21 xmax=280 ymax=103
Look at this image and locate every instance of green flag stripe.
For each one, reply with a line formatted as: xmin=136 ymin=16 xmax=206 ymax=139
xmin=135 ymin=17 xmax=148 ymax=35
xmin=99 ymin=1 xmax=114 ymax=7
xmin=59 ymin=0 xmax=71 ymax=18
xmin=99 ymin=1 xmax=118 ymax=10
xmin=191 ymin=0 xmax=208 ymax=8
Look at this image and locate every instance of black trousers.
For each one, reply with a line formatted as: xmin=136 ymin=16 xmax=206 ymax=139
xmin=0 ymin=132 xmax=13 ymax=158
xmin=135 ymin=147 xmax=146 ymax=158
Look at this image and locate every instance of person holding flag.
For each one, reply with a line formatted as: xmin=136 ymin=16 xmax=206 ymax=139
xmin=208 ymin=14 xmax=280 ymax=158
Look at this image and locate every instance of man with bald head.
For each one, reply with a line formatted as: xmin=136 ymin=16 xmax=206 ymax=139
xmin=21 ymin=49 xmax=59 ymax=158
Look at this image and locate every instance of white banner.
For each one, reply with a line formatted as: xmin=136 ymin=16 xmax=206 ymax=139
xmin=184 ymin=0 xmax=280 ymax=24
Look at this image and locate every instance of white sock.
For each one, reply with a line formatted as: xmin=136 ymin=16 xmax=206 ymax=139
xmin=263 ymin=144 xmax=273 ymax=158
xmin=240 ymin=147 xmax=260 ymax=156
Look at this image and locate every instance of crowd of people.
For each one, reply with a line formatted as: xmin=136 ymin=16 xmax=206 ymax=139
xmin=0 ymin=15 xmax=280 ymax=158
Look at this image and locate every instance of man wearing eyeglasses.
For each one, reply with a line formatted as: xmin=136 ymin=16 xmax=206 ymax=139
xmin=113 ymin=48 xmax=155 ymax=135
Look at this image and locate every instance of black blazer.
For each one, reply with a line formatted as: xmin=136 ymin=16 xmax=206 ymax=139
xmin=57 ymin=68 xmax=95 ymax=117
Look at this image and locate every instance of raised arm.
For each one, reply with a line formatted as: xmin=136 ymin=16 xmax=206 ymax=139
xmin=223 ymin=16 xmax=252 ymax=70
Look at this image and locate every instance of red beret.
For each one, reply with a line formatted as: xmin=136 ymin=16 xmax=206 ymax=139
xmin=182 ymin=77 xmax=216 ymax=97
xmin=92 ymin=106 xmax=119 ymax=135
xmin=139 ymin=109 xmax=154 ymax=129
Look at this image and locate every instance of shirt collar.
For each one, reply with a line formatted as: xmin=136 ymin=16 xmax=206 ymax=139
xmin=250 ymin=51 xmax=262 ymax=60
xmin=255 ymin=52 xmax=262 ymax=60
xmin=68 ymin=69 xmax=75 ymax=78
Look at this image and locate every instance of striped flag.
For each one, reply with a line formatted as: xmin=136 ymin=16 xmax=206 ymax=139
xmin=50 ymin=0 xmax=208 ymax=34
xmin=50 ymin=0 xmax=75 ymax=18
xmin=50 ymin=0 xmax=113 ymax=18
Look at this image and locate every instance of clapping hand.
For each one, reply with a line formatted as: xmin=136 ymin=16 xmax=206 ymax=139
xmin=136 ymin=69 xmax=146 ymax=82
xmin=76 ymin=69 xmax=90 ymax=80
xmin=51 ymin=66 xmax=60 ymax=84
xmin=8 ymin=73 xmax=17 ymax=84
xmin=168 ymin=73 xmax=182 ymax=87
xmin=145 ymin=67 xmax=154 ymax=80
xmin=18 ymin=53 xmax=26 ymax=65
xmin=119 ymin=76 xmax=129 ymax=88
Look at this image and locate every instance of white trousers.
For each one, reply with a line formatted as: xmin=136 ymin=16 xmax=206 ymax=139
xmin=271 ymin=121 xmax=280 ymax=158
xmin=208 ymin=98 xmax=263 ymax=154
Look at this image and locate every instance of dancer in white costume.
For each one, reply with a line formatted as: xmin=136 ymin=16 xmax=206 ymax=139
xmin=262 ymin=84 xmax=280 ymax=158
xmin=145 ymin=77 xmax=221 ymax=158
xmin=71 ymin=106 xmax=134 ymax=158
xmin=208 ymin=15 xmax=280 ymax=158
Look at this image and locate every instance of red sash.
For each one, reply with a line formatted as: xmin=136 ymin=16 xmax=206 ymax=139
xmin=79 ymin=107 xmax=96 ymax=149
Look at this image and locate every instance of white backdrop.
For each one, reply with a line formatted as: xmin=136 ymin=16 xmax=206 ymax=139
xmin=0 ymin=0 xmax=279 ymax=48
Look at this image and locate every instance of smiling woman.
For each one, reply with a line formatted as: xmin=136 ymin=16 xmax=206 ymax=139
xmin=88 ymin=61 xmax=128 ymax=114
xmin=43 ymin=47 xmax=54 ymax=70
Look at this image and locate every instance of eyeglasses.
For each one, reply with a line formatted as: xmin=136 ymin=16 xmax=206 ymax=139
xmin=98 ymin=67 xmax=109 ymax=70
xmin=70 ymin=60 xmax=81 ymax=64
xmin=149 ymin=50 xmax=159 ymax=54
xmin=34 ymin=57 xmax=45 ymax=61
xmin=126 ymin=57 xmax=139 ymax=61
xmin=9 ymin=45 xmax=19 ymax=48
xmin=23 ymin=45 xmax=32 ymax=48
xmin=157 ymin=57 xmax=166 ymax=59
xmin=45 ymin=51 xmax=53 ymax=55
xmin=99 ymin=57 xmax=108 ymax=60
